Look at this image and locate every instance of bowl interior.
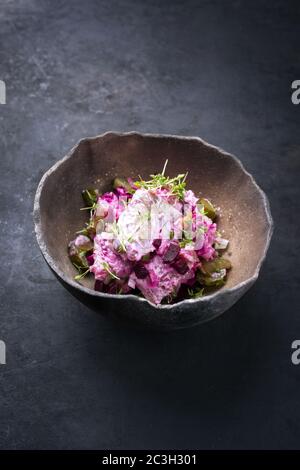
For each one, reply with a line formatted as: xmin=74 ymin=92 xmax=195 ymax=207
xmin=37 ymin=133 xmax=271 ymax=295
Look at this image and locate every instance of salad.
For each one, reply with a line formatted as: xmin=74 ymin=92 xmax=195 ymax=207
xmin=68 ymin=161 xmax=231 ymax=305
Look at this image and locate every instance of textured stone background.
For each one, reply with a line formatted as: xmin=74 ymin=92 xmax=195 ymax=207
xmin=0 ymin=0 xmax=299 ymax=449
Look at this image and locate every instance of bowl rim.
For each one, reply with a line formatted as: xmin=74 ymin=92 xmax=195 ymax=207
xmin=33 ymin=131 xmax=274 ymax=310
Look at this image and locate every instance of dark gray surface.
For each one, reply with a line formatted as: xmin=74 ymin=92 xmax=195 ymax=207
xmin=0 ymin=0 xmax=299 ymax=450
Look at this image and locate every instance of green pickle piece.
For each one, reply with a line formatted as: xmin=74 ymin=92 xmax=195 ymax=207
xmin=86 ymin=225 xmax=96 ymax=239
xmin=78 ymin=237 xmax=93 ymax=252
xmin=113 ymin=177 xmax=132 ymax=193
xmin=69 ymin=251 xmax=88 ymax=270
xmin=198 ymin=274 xmax=226 ymax=288
xmin=197 ymin=257 xmax=232 ymax=288
xmin=199 ymin=197 xmax=217 ymax=220
xmin=68 ymin=241 xmax=89 ymax=269
xmin=200 ymin=257 xmax=232 ymax=275
xmin=81 ymin=188 xmax=99 ymax=207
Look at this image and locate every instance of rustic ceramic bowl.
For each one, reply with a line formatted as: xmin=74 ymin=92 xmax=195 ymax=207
xmin=34 ymin=132 xmax=273 ymax=329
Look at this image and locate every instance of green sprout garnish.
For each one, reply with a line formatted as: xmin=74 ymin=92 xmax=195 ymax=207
xmin=110 ymin=222 xmax=127 ymax=253
xmin=80 ymin=202 xmax=97 ymax=211
xmin=102 ymin=261 xmax=120 ymax=280
xmin=74 ymin=267 xmax=90 ymax=281
xmin=134 ymin=159 xmax=188 ymax=200
xmin=76 ymin=227 xmax=89 ymax=236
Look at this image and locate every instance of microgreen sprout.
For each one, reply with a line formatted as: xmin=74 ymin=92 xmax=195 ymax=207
xmin=80 ymin=202 xmax=97 ymax=211
xmin=102 ymin=261 xmax=120 ymax=280
xmin=134 ymin=159 xmax=188 ymax=200
xmin=74 ymin=267 xmax=90 ymax=281
xmin=110 ymin=222 xmax=127 ymax=253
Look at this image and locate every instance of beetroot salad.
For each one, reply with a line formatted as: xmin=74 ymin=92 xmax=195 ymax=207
xmin=68 ymin=162 xmax=231 ymax=305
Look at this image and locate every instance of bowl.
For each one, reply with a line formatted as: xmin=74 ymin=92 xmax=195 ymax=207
xmin=33 ymin=132 xmax=273 ymax=329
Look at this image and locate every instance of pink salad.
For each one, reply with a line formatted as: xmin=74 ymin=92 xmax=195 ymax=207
xmin=68 ymin=163 xmax=231 ymax=305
